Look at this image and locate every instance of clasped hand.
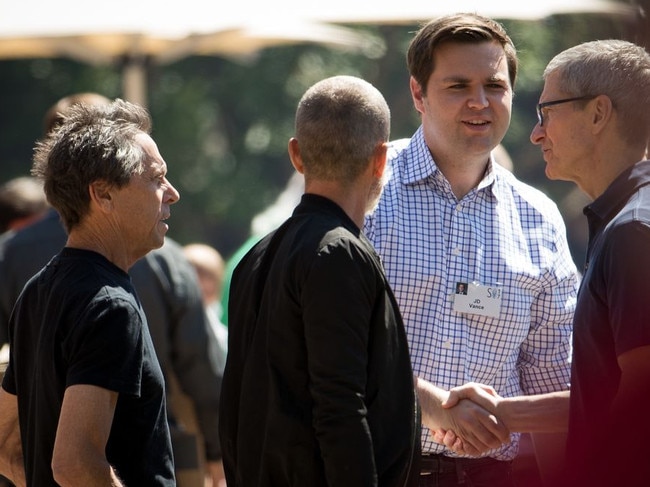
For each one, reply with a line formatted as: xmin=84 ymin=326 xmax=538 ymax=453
xmin=425 ymin=382 xmax=510 ymax=456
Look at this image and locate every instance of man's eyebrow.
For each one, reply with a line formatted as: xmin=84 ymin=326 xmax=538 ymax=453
xmin=440 ymin=75 xmax=470 ymax=83
xmin=488 ymin=73 xmax=509 ymax=82
xmin=439 ymin=74 xmax=507 ymax=84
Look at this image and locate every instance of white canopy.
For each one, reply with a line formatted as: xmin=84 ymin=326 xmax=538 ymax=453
xmin=0 ymin=0 xmax=634 ymax=105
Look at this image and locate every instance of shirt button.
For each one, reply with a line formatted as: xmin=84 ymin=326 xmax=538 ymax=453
xmin=452 ymin=247 xmax=461 ymax=256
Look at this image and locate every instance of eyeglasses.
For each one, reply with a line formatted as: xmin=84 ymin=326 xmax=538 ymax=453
xmin=536 ymin=95 xmax=596 ymax=127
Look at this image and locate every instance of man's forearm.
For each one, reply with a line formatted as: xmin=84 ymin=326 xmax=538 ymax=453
xmin=444 ymin=383 xmax=569 ymax=433
xmin=498 ymin=391 xmax=569 ymax=433
xmin=0 ymin=449 xmax=26 ymax=487
xmin=0 ymin=441 xmax=26 ymax=486
xmin=0 ymin=390 xmax=26 ymax=487
xmin=416 ymin=376 xmax=448 ymax=429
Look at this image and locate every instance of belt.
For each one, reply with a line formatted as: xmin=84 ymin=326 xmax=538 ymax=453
xmin=419 ymin=453 xmax=506 ymax=475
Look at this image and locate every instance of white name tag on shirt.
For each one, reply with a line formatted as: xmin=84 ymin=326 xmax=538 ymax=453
xmin=452 ymin=281 xmax=502 ymax=318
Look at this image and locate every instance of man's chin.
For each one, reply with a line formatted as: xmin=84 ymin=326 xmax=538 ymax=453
xmin=545 ymin=165 xmax=561 ymax=181
xmin=148 ymin=234 xmax=166 ymax=252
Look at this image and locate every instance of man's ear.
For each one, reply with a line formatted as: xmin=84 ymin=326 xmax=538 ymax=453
xmin=591 ymin=94 xmax=614 ymax=135
xmin=288 ymin=137 xmax=305 ymax=174
xmin=410 ymin=76 xmax=426 ymax=115
xmin=88 ymin=180 xmax=114 ymax=213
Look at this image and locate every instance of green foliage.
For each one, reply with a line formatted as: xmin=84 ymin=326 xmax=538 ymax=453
xmin=0 ymin=12 xmax=639 ymax=264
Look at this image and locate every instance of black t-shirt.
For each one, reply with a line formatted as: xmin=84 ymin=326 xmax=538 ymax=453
xmin=2 ymin=248 xmax=175 ymax=486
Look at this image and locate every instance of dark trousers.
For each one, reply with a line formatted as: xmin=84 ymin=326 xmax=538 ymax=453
xmin=419 ymin=454 xmax=515 ymax=487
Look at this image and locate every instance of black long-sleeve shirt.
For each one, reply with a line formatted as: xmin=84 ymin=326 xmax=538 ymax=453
xmin=220 ymin=194 xmax=420 ymax=487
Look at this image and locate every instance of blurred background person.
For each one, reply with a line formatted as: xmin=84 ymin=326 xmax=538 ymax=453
xmin=183 ymin=242 xmax=228 ymax=374
xmin=0 ymin=175 xmax=49 ymax=458
xmin=0 ymin=176 xmax=49 ymax=244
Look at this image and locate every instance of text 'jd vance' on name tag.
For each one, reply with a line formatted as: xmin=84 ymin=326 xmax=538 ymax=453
xmin=452 ymin=281 xmax=502 ymax=318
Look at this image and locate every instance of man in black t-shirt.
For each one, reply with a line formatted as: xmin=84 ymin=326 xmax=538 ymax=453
xmin=0 ymin=99 xmax=179 ymax=486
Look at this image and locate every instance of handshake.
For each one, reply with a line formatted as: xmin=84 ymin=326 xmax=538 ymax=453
xmin=417 ymin=378 xmax=569 ymax=456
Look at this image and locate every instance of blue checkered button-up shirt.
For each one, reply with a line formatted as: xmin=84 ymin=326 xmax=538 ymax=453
xmin=364 ymin=127 xmax=579 ymax=460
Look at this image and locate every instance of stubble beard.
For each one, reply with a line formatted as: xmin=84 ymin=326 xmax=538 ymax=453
xmin=365 ymin=171 xmax=388 ymax=216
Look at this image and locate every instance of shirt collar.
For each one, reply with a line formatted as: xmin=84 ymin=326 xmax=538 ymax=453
xmin=392 ymin=127 xmax=437 ymax=185
xmin=585 ymin=159 xmax=650 ymax=224
xmin=293 ymin=193 xmax=360 ymax=233
xmin=394 ymin=125 xmax=500 ymax=197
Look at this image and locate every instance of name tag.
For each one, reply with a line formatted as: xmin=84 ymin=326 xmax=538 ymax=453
xmin=452 ymin=281 xmax=502 ymax=318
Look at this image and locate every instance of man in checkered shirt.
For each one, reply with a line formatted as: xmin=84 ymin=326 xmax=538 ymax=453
xmin=364 ymin=13 xmax=579 ymax=487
